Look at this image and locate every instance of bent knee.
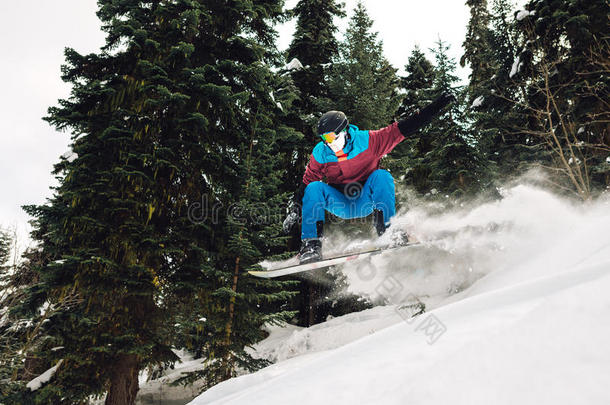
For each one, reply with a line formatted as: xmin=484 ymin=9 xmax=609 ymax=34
xmin=370 ymin=169 xmax=393 ymax=181
xmin=304 ymin=181 xmax=325 ymax=195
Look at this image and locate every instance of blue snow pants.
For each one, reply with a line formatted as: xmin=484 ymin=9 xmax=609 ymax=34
xmin=301 ymin=169 xmax=396 ymax=240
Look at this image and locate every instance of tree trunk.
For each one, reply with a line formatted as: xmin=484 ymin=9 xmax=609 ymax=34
xmin=105 ymin=354 xmax=140 ymax=405
xmin=308 ymin=283 xmax=316 ymax=326
xmin=21 ymin=354 xmax=45 ymax=380
xmin=225 ymin=256 xmax=241 ymax=346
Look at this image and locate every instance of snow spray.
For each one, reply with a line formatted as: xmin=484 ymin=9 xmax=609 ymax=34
xmin=325 ymin=183 xmax=610 ymax=311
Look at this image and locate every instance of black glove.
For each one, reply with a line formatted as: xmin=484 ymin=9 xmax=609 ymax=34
xmin=282 ymin=183 xmax=306 ymax=234
xmin=397 ymin=92 xmax=456 ymax=136
xmin=282 ymin=206 xmax=300 ymax=234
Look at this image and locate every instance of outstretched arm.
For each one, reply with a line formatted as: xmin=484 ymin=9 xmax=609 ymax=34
xmin=397 ymin=92 xmax=455 ymax=136
xmin=370 ymin=93 xmax=455 ymax=157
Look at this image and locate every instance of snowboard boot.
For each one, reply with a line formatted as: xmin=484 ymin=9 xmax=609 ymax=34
xmin=299 ymin=220 xmax=324 ymax=264
xmin=299 ymin=238 xmax=322 ymax=264
xmin=373 ymin=209 xmax=388 ymax=236
xmin=373 ymin=209 xmax=409 ymax=246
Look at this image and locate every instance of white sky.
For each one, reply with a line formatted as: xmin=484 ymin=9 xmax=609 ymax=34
xmin=0 ymin=0 xmax=473 ymax=250
xmin=279 ymin=0 xmax=471 ymax=78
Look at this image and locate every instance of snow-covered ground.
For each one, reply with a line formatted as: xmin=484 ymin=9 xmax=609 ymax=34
xmin=186 ymin=185 xmax=610 ymax=405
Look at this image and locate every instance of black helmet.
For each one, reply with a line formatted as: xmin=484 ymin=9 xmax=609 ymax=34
xmin=317 ymin=111 xmax=348 ymax=135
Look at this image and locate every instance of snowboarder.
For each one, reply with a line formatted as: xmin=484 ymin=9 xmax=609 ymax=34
xmin=283 ymin=94 xmax=455 ymax=264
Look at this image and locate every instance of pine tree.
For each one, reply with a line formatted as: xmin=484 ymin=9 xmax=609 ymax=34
xmin=461 ymin=0 xmax=503 ymax=183
xmin=301 ymin=1 xmax=394 ymax=326
xmin=509 ymin=0 xmax=610 ymax=197
xmin=170 ymin=74 xmax=300 ymax=386
xmin=17 ymin=1 xmax=298 ymax=403
xmin=283 ymin=0 xmax=345 ymax=192
xmin=326 ymin=1 xmax=400 ymax=129
xmin=282 ymin=0 xmax=345 ymax=206
xmin=460 ymin=0 xmax=542 ymax=184
xmin=0 ymin=228 xmax=10 ymax=266
xmin=385 ymin=47 xmax=436 ymax=189
xmin=0 ymin=228 xmax=17 ymax=396
xmin=283 ymin=0 xmax=346 ymax=326
xmin=422 ymin=39 xmax=490 ymax=197
xmin=0 ymin=244 xmax=51 ymax=404
xmin=481 ymin=0 xmax=536 ymax=175
xmin=461 ymin=0 xmax=493 ymax=89
xmin=397 ymin=46 xmax=436 ymax=119
xmin=0 ymin=218 xmax=65 ymax=403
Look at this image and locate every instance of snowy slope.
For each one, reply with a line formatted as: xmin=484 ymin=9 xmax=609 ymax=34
xmin=189 ymin=186 xmax=610 ymax=405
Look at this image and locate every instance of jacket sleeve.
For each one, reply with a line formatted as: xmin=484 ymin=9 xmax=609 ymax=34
xmin=302 ymin=154 xmax=325 ymax=185
xmin=397 ymin=92 xmax=454 ymax=137
xmin=369 ymin=122 xmax=405 ymax=157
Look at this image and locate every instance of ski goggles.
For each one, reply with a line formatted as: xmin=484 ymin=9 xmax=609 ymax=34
xmin=319 ymin=129 xmax=345 ymax=144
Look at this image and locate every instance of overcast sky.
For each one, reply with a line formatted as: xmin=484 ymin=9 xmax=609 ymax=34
xmin=0 ymin=0 xmax=473 ymax=249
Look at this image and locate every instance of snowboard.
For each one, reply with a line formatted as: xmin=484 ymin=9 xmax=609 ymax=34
xmin=248 ymin=242 xmax=420 ymax=278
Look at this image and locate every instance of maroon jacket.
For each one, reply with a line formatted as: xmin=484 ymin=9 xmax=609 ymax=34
xmin=303 ymin=122 xmax=405 ymax=186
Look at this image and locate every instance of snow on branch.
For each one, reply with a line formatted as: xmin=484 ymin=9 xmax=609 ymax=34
xmin=510 ymin=56 xmax=522 ymax=78
xmin=283 ymin=58 xmax=304 ymax=71
xmin=516 ymin=9 xmax=536 ymax=21
xmin=26 ymin=360 xmax=63 ymax=391
xmin=60 ymin=150 xmax=78 ymax=163
xmin=471 ymin=96 xmax=485 ymax=108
